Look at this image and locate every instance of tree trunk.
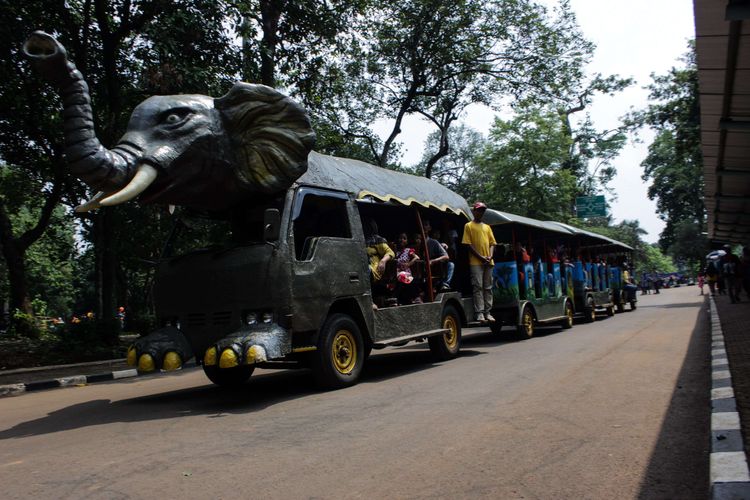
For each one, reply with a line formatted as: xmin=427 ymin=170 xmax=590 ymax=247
xmin=1 ymin=240 xmax=32 ymax=316
xmin=259 ymin=1 xmax=282 ymax=87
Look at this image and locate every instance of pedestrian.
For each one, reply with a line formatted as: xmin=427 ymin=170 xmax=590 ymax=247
xmin=742 ymin=247 xmax=750 ymax=299
xmin=706 ymin=259 xmax=719 ymax=296
xmin=697 ymin=272 xmax=705 ymax=295
xmin=116 ymin=306 xmax=126 ymax=329
xmin=722 ymin=245 xmax=742 ymax=303
xmin=462 ymin=201 xmax=496 ymax=323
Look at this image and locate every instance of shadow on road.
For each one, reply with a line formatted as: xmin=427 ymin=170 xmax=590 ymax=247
xmin=637 ymin=297 xmax=710 ymax=499
xmin=637 ymin=302 xmax=703 ymax=309
xmin=0 ymin=346 xmax=483 ymax=439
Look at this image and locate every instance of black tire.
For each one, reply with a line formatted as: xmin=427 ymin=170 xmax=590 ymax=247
xmin=630 ymin=300 xmax=637 ymax=310
xmin=429 ymin=305 xmax=462 ymax=360
xmin=561 ymin=301 xmax=574 ymax=329
xmin=583 ymin=297 xmax=596 ymax=323
xmin=312 ymin=313 xmax=364 ymax=389
xmin=203 ymin=364 xmax=254 ymax=387
xmin=606 ymin=304 xmax=615 ymax=317
xmin=516 ymin=306 xmax=535 ymax=339
xmin=616 ymin=302 xmax=625 ymax=313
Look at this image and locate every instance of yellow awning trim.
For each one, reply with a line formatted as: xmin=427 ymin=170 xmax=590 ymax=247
xmin=357 ymin=190 xmax=469 ymax=218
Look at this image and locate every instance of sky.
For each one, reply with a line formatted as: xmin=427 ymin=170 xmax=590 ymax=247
xmin=382 ymin=0 xmax=697 ymax=243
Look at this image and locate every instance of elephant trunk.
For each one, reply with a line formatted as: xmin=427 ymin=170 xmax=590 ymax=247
xmin=23 ymin=31 xmax=136 ymax=194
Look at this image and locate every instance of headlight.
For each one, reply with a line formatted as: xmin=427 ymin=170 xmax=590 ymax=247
xmin=245 ymin=312 xmax=258 ymax=325
xmin=162 ymin=317 xmax=179 ymax=328
xmin=261 ymin=312 xmax=273 ymax=324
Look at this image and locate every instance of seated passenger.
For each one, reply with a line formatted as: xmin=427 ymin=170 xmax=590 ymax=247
xmin=364 ymin=219 xmax=395 ymax=291
xmin=515 ymin=242 xmax=530 ymax=263
xmin=395 ymin=232 xmax=422 ymax=304
xmin=423 ymin=220 xmax=454 ymax=291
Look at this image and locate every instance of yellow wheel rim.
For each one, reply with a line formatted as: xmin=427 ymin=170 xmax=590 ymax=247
xmin=523 ymin=311 xmax=534 ymax=335
xmin=332 ymin=329 xmax=357 ymax=375
xmin=566 ymin=306 xmax=574 ymax=326
xmin=442 ymin=315 xmax=458 ymax=349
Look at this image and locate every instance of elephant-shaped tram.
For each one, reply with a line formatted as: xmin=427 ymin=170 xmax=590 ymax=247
xmin=23 ymin=31 xmax=637 ymax=390
xmin=23 ymin=31 xmax=479 ymax=389
xmin=482 ymin=211 xmax=636 ymax=338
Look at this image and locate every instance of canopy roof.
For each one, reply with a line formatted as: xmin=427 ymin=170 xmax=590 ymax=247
xmin=544 ymin=221 xmax=634 ymax=251
xmin=484 ymin=209 xmax=573 ymax=236
xmin=694 ymin=0 xmax=750 ymax=243
xmin=483 ymin=209 xmax=632 ymax=250
xmin=297 ymin=151 xmax=471 ymax=218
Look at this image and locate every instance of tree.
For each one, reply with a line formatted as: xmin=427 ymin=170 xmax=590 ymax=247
xmin=413 ymin=124 xmax=486 ymax=192
xmin=470 ymin=109 xmax=579 ymax=221
xmin=361 ymin=0 xmax=596 ymax=171
xmin=235 ymin=0 xmax=381 ymax=161
xmin=631 ymin=43 xmax=704 ymax=252
xmin=1 ymin=0 xmax=243 ymax=331
xmin=667 ymin=219 xmax=708 ymax=273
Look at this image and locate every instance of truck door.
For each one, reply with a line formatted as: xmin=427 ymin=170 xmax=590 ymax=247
xmin=291 ymin=188 xmax=368 ymax=330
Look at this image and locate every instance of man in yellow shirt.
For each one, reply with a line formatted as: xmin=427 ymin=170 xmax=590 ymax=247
xmin=462 ymin=202 xmax=496 ymax=323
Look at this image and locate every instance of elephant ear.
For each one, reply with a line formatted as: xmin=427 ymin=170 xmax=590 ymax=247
xmin=215 ymin=83 xmax=316 ymax=193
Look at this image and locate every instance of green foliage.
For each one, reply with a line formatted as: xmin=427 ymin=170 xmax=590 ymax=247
xmin=355 ymin=0 xmax=599 ymax=169
xmin=630 ymin=42 xmax=704 ymax=251
xmin=8 ymin=309 xmax=40 ymax=339
xmin=471 ymin=109 xmax=579 ymax=221
xmin=667 ymin=219 xmax=708 ymax=273
xmin=0 ymin=0 xmax=245 ymax=328
xmin=412 ymin=125 xmax=487 ymax=191
xmin=641 ymin=244 xmax=677 ymax=274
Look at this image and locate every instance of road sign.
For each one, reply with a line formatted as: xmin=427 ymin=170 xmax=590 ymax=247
xmin=576 ymin=195 xmax=606 ymax=218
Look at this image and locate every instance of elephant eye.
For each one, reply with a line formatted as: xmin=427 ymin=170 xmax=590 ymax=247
xmin=160 ymin=108 xmax=191 ymax=127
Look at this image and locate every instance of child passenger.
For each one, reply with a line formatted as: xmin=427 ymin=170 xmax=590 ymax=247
xmin=395 ymin=232 xmax=422 ymax=304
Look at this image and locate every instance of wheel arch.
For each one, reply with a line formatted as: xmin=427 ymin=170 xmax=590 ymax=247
xmin=519 ymin=301 xmax=537 ymax=324
xmin=442 ymin=297 xmax=467 ymax=325
xmin=325 ymin=298 xmax=371 ymax=347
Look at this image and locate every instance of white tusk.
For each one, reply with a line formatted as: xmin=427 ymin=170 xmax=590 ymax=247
xmin=99 ymin=164 xmax=158 ymax=207
xmin=74 ymin=191 xmax=108 ymax=213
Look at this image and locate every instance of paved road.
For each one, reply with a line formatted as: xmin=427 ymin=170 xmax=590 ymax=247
xmin=0 ymin=287 xmax=709 ymax=499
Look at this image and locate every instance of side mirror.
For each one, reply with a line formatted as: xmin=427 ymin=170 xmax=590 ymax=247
xmin=263 ymin=208 xmax=281 ymax=242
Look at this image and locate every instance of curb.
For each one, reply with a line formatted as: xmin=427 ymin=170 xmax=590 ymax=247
xmin=709 ymin=296 xmax=750 ymax=499
xmin=0 ymin=361 xmax=198 ymax=398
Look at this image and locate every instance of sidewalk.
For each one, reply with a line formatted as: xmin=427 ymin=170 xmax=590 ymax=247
xmin=0 ymin=358 xmax=131 ymax=386
xmin=714 ymin=295 xmax=750 ymax=451
xmin=709 ymin=291 xmax=750 ymax=498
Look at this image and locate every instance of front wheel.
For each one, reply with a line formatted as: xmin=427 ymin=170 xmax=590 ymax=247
xmin=516 ymin=306 xmax=535 ymax=339
xmin=606 ymin=305 xmax=615 ymax=317
xmin=560 ymin=301 xmax=574 ymax=329
xmin=429 ymin=305 xmax=462 ymax=360
xmin=583 ymin=297 xmax=596 ymax=323
xmin=616 ymin=302 xmax=625 ymax=313
xmin=630 ymin=300 xmax=637 ymax=310
xmin=203 ymin=364 xmax=254 ymax=387
xmin=312 ymin=313 xmax=365 ymax=389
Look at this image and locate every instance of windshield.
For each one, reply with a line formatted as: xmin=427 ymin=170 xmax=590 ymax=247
xmin=164 ymin=197 xmax=285 ymax=258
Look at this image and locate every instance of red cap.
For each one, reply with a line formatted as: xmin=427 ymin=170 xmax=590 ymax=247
xmin=472 ymin=201 xmax=487 ymax=210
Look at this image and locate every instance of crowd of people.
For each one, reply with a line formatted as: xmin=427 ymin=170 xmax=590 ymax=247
xmin=699 ymin=245 xmax=750 ymax=303
xmin=364 ymin=217 xmax=459 ymax=309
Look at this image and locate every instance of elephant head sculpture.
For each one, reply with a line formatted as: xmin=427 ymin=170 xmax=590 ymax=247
xmin=23 ymin=31 xmax=316 ymax=211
